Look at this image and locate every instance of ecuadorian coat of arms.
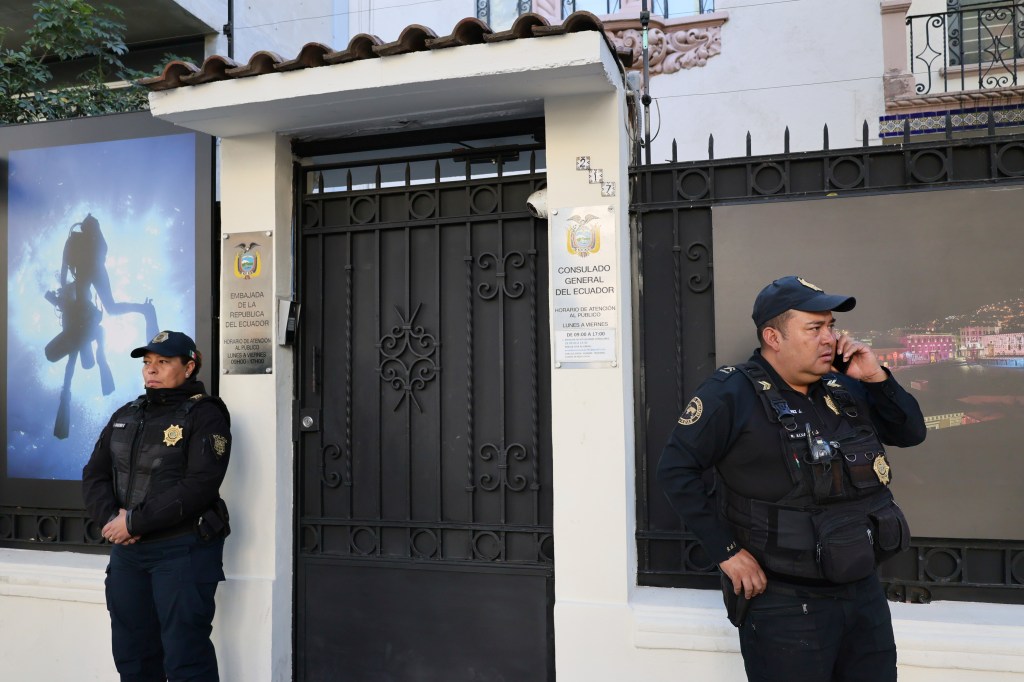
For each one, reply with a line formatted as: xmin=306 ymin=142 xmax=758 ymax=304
xmin=566 ymin=214 xmax=601 ymax=258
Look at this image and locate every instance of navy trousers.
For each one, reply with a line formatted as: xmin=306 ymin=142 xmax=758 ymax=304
xmin=737 ymin=573 xmax=896 ymax=682
xmin=105 ymin=533 xmax=225 ymax=682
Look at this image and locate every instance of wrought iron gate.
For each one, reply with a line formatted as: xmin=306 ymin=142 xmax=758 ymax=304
xmin=294 ymin=128 xmax=553 ymax=681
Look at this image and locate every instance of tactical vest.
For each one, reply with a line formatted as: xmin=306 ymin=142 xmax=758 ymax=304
xmin=109 ymin=394 xmax=224 ymax=511
xmin=718 ymin=363 xmax=910 ymax=583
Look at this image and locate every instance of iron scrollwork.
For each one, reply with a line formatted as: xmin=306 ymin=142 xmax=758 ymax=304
xmin=379 ymin=303 xmax=439 ymax=412
xmin=320 ymin=442 xmax=350 ymax=488
xmin=477 ymin=251 xmax=527 ymax=300
xmin=478 ymin=441 xmax=530 ymax=492
xmin=685 ymin=241 xmax=712 ymax=293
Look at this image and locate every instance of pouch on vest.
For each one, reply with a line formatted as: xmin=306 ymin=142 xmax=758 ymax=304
xmin=833 ymin=425 xmax=887 ymax=493
xmin=812 ymin=508 xmax=876 ymax=583
xmin=869 ymin=500 xmax=910 ymax=563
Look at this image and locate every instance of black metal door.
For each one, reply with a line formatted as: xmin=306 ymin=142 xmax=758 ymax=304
xmin=295 ymin=133 xmax=553 ymax=681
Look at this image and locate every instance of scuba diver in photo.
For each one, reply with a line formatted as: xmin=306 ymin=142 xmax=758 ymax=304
xmin=44 ymin=213 xmax=159 ymax=439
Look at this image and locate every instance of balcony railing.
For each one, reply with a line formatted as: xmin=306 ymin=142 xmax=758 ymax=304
xmin=563 ymin=0 xmax=714 ymax=20
xmin=907 ymin=2 xmax=1024 ymax=95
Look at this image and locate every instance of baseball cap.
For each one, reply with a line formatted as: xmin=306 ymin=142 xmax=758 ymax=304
xmin=131 ymin=330 xmax=200 ymax=365
xmin=752 ymin=276 xmax=856 ymax=327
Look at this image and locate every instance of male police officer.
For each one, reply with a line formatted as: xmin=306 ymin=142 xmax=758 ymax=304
xmin=658 ymin=276 xmax=926 ymax=682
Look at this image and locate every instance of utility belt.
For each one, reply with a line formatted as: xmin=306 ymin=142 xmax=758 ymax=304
xmin=722 ymin=485 xmax=909 ymax=584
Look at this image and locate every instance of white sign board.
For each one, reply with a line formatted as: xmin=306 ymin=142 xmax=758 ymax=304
xmin=551 ymin=206 xmax=618 ymax=367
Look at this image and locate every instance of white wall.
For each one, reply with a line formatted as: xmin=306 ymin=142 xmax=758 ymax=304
xmin=648 ymin=0 xmax=887 ymax=162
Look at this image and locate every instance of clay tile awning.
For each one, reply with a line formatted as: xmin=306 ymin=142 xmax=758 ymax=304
xmin=139 ymin=11 xmax=628 ymax=91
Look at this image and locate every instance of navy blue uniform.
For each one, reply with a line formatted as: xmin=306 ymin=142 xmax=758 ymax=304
xmin=83 ymin=380 xmax=231 ymax=682
xmin=658 ymin=351 xmax=925 ymax=681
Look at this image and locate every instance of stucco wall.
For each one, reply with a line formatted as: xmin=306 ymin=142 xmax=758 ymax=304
xmin=647 ymin=0 xmax=888 ymax=162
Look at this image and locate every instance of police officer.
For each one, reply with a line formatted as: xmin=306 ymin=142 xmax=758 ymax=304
xmin=83 ymin=331 xmax=231 ymax=682
xmin=658 ymin=276 xmax=926 ymax=682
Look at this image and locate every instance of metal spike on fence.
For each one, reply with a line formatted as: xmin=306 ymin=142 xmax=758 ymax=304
xmin=375 ymin=165 xmax=382 ymax=189
xmin=784 ymin=127 xmax=790 ymax=154
xmin=988 ymin=110 xmax=997 ymax=136
xmin=317 ymin=171 xmax=324 ymax=194
xmin=708 ymin=134 xmax=715 ymax=161
xmin=863 ymin=120 xmax=870 ymax=148
xmin=823 ymin=124 xmax=830 ymax=151
xmin=405 ymin=162 xmax=412 ymax=184
xmin=945 ymin=112 xmax=953 ymax=140
xmin=346 ymin=170 xmax=352 ymax=191
xmin=435 ymin=161 xmax=442 ymax=182
xmin=903 ymin=118 xmax=911 ymax=144
xmin=672 ymin=139 xmax=678 ymax=163
xmin=746 ymin=131 xmax=752 ymax=157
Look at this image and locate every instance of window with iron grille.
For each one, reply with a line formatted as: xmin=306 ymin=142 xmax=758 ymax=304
xmin=948 ymin=0 xmax=1022 ymax=67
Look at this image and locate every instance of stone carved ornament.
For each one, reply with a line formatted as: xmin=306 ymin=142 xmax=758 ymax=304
xmin=612 ymin=23 xmax=721 ymax=74
xmin=531 ymin=0 xmax=726 ymax=76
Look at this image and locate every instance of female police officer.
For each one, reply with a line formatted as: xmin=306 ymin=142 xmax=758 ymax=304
xmin=83 ymin=331 xmax=231 ymax=682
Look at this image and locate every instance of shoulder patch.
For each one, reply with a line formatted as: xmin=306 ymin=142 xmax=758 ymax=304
xmin=708 ymin=365 xmax=744 ymax=383
xmin=678 ymin=397 xmax=704 ymax=426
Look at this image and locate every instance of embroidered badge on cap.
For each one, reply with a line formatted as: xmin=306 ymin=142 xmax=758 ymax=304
xmin=163 ymin=424 xmax=184 ymax=446
xmin=678 ymin=397 xmax=704 ymax=425
xmin=152 ymin=331 xmax=169 ymax=343
xmin=797 ymin=277 xmax=823 ymax=292
xmin=211 ymin=434 xmax=228 ymax=458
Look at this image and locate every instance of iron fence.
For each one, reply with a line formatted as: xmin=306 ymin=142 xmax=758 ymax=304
xmin=908 ymin=1 xmax=1024 ymax=95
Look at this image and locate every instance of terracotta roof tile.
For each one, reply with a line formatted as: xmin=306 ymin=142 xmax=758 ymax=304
xmin=225 ymin=51 xmax=284 ymax=78
xmin=323 ymin=34 xmax=383 ymax=64
xmin=372 ymin=24 xmax=438 ymax=57
xmin=138 ymin=60 xmax=201 ymax=91
xmin=425 ymin=17 xmax=492 ymax=50
xmin=276 ymin=42 xmax=332 ymax=71
xmin=484 ymin=13 xmax=549 ymax=43
xmin=183 ymin=55 xmax=243 ymax=85
xmin=140 ymin=12 xmax=620 ymax=91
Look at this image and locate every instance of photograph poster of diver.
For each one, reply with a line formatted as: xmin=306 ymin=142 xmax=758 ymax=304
xmin=6 ymin=133 xmax=198 ymax=481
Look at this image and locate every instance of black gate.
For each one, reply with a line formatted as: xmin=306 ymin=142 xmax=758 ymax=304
xmin=632 ymin=122 xmax=1024 ymax=605
xmin=294 ymin=126 xmax=554 ymax=681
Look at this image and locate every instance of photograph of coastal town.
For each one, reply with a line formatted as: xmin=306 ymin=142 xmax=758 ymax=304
xmin=714 ymin=186 xmax=1024 ymax=540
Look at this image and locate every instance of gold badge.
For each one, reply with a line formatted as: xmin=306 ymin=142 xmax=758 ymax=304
xmin=797 ymin=277 xmax=823 ymax=292
xmin=718 ymin=366 xmax=736 ymax=374
xmin=211 ymin=434 xmax=228 ymax=458
xmin=824 ymin=395 xmax=840 ymax=415
xmin=190 ymin=393 xmax=205 ymax=401
xmin=758 ymin=381 xmax=772 ymax=391
xmin=873 ymin=454 xmax=891 ymax=485
xmin=826 ymin=379 xmax=841 ymax=389
xmin=678 ymin=397 xmax=703 ymax=426
xmin=163 ymin=424 xmax=184 ymax=446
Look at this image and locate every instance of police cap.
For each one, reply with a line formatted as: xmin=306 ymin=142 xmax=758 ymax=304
xmin=131 ymin=330 xmax=200 ymax=367
xmin=752 ymin=276 xmax=856 ymax=327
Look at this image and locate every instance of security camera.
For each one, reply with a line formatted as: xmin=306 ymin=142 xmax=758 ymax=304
xmin=526 ymin=188 xmax=548 ymax=219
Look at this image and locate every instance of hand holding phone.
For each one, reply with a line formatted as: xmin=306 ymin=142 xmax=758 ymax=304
xmin=833 ymin=349 xmax=851 ymax=374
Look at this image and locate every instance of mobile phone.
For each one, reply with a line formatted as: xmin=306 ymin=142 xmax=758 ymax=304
xmin=833 ymin=349 xmax=851 ymax=374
